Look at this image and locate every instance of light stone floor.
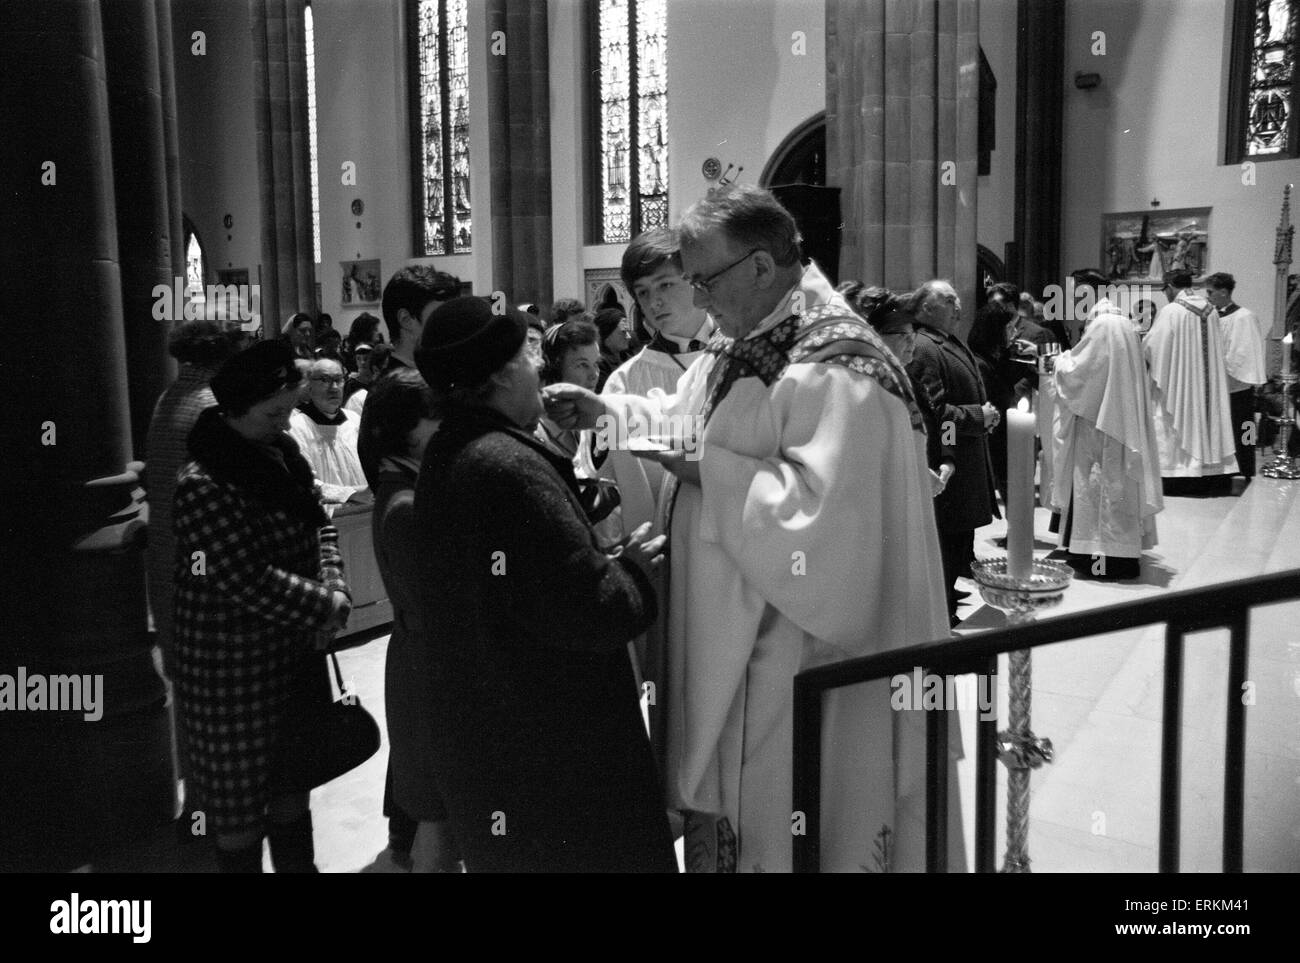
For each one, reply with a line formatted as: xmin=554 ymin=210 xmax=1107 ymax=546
xmin=90 ymin=475 xmax=1300 ymax=873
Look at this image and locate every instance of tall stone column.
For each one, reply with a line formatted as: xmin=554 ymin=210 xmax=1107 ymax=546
xmin=1 ymin=0 xmax=171 ymax=872
xmin=250 ymin=0 xmax=318 ymax=334
xmin=103 ymin=0 xmax=180 ymax=452
xmin=826 ymin=0 xmax=980 ymax=319
xmin=487 ymin=0 xmax=553 ymax=307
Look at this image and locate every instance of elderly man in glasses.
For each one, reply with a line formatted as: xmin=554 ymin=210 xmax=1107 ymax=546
xmin=287 ymin=356 xmax=369 ymax=510
xmin=545 ymin=185 xmax=951 ymax=873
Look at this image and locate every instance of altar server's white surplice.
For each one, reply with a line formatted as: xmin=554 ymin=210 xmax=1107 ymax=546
xmin=1217 ymin=304 xmax=1268 ymax=392
xmin=607 ymin=264 xmax=956 ymax=873
xmin=1143 ymin=291 xmax=1238 ymax=477
xmin=1051 ymin=299 xmax=1163 ymax=558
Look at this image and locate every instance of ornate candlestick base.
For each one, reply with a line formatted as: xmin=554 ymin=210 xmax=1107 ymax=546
xmin=971 ymin=557 xmax=1072 ymax=873
xmin=1261 ymin=372 xmax=1299 ymax=479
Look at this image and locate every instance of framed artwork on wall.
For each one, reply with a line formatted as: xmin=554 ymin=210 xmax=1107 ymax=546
xmin=1101 ymin=207 xmax=1211 ymax=282
xmin=340 ymin=258 xmax=383 ymax=306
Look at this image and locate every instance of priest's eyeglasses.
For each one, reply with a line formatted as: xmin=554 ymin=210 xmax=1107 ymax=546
xmin=686 ymin=248 xmax=761 ymax=294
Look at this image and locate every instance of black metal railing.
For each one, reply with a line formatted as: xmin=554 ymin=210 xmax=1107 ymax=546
xmin=792 ymin=567 xmax=1300 ymax=873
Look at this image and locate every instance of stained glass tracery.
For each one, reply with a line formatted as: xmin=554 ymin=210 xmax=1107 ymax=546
xmin=596 ymin=0 xmax=667 ymax=244
xmin=1246 ymin=0 xmax=1298 ymax=155
xmin=416 ymin=0 xmax=471 ymax=255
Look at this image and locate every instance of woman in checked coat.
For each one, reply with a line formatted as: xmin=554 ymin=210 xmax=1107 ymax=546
xmin=173 ymin=340 xmax=352 ymax=873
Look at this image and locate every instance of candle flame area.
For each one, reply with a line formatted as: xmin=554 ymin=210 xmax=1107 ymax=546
xmin=1017 ymin=397 xmax=1030 ymax=413
xmin=1286 ymin=333 xmax=1295 ymax=345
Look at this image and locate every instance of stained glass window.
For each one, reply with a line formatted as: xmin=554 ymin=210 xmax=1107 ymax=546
xmin=411 ymin=0 xmax=471 ymax=255
xmin=592 ymin=0 xmax=668 ymax=244
xmin=1229 ymin=0 xmax=1300 ymax=161
xmin=305 ymin=3 xmax=320 ymax=263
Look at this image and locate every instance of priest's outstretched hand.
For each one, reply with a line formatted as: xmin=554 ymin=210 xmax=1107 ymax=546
xmin=543 ymin=382 xmax=609 ymax=429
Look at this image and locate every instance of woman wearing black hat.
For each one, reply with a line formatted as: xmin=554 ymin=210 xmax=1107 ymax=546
xmin=409 ymin=296 xmax=675 ymax=872
xmin=173 ymin=340 xmax=352 ymax=872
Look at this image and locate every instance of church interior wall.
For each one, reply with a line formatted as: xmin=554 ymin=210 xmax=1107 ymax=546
xmin=1061 ymin=0 xmax=1300 ymax=330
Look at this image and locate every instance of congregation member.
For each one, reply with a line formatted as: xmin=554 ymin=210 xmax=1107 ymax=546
xmin=357 ymin=369 xmax=459 ymax=873
xmin=1050 ymin=270 xmax=1163 ymax=580
xmin=383 ymin=267 xmax=461 ymax=370
xmin=314 ymin=327 xmax=343 ymax=361
xmin=144 ymin=319 xmax=240 ymax=834
xmin=594 ymin=307 xmax=633 ymax=391
xmin=287 ymin=357 xmax=368 ymax=508
xmin=536 ymin=318 xmax=602 ymax=460
xmin=173 ymin=340 xmax=352 ymax=872
xmin=410 ymin=297 xmax=675 ymax=873
xmin=282 ymin=312 xmax=315 ymax=361
xmin=907 ymin=279 xmax=1000 ymax=624
xmin=344 ymin=311 xmax=384 ymax=372
xmin=546 ymin=186 xmax=950 ymax=873
xmin=1205 ymin=272 xmax=1268 ymax=477
xmin=344 ymin=342 xmax=393 ymax=413
xmin=1144 ymin=269 xmax=1238 ymax=486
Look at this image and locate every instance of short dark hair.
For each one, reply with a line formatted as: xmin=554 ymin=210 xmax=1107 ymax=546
xmin=988 ymin=282 xmax=1021 ymax=307
xmin=549 ymin=297 xmax=586 ymax=324
xmin=679 ymin=184 xmax=803 ymax=268
xmin=356 ymin=368 xmax=441 ymax=488
xmin=168 ymin=319 xmax=240 ymax=366
xmin=1204 ymin=272 xmax=1236 ymax=293
xmin=593 ymin=307 xmax=626 ymax=343
xmin=621 ymin=226 xmax=682 ymax=293
xmin=381 ymin=266 xmax=461 ymax=343
xmin=347 ymin=312 xmax=383 ymax=347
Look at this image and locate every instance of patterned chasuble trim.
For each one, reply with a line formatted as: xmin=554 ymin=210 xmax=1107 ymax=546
xmin=699 ymin=305 xmax=926 ymax=432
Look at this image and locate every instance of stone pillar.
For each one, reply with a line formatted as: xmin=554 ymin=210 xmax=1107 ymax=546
xmin=1 ymin=0 xmax=171 ymax=871
xmin=1012 ymin=0 xmax=1064 ymax=298
xmin=826 ymin=0 xmax=979 ymax=321
xmin=103 ymin=0 xmax=180 ymax=452
xmin=250 ymin=0 xmax=318 ymax=335
xmin=487 ymin=0 xmax=553 ymax=307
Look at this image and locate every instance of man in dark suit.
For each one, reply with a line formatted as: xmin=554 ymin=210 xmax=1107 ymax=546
xmin=907 ymin=280 xmax=1001 ymax=624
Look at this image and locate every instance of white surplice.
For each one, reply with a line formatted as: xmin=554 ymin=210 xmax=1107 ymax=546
xmin=1143 ymin=292 xmax=1238 ymax=477
xmin=287 ymin=406 xmax=368 ymax=504
xmin=605 ymin=264 xmax=953 ymax=873
xmin=1051 ymin=300 xmax=1163 ymax=558
xmin=1217 ymin=305 xmax=1268 ymax=392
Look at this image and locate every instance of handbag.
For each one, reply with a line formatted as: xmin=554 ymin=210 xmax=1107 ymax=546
xmin=272 ymin=651 xmax=381 ymax=793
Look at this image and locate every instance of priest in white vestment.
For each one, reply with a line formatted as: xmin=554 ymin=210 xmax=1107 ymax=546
xmin=1206 ymin=272 xmax=1267 ymax=477
xmin=545 ymin=186 xmax=954 ymax=873
xmin=287 ymin=357 xmax=369 ymax=510
xmin=1050 ymin=272 xmax=1163 ymax=580
xmin=1143 ymin=270 xmax=1238 ymax=480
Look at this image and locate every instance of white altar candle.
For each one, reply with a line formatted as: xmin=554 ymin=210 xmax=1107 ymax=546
xmin=1284 ymin=332 xmax=1294 ymax=377
xmin=1007 ymin=397 xmax=1036 ymax=580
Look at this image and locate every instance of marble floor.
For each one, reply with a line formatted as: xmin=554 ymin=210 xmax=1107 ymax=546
xmin=85 ymin=474 xmax=1300 ymax=873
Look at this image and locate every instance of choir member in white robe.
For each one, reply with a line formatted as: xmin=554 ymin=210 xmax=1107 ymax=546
xmin=287 ymin=358 xmax=369 ymax=509
xmin=596 ymin=229 xmax=712 ymax=754
xmin=1205 ymin=272 xmax=1267 ymax=477
xmin=1143 ymin=271 xmax=1238 ymax=480
xmin=1051 ymin=286 xmax=1163 ymax=580
xmin=545 ymin=186 xmax=955 ymax=873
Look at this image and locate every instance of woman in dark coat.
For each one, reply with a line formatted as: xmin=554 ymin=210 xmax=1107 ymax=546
xmin=173 ymin=340 xmax=351 ymax=872
xmin=968 ymin=303 xmax=1017 ymax=501
xmin=357 ymin=368 xmax=459 ymax=872
xmin=410 ymin=297 xmax=675 ymax=873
